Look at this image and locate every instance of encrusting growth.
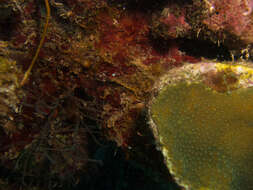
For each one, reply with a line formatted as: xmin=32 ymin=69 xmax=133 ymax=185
xmin=149 ymin=62 xmax=253 ymax=190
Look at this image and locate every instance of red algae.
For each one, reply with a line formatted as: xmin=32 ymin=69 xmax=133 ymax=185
xmin=201 ymin=0 xmax=253 ymax=44
xmin=203 ymin=0 xmax=251 ymax=34
xmin=159 ymin=10 xmax=190 ymax=38
xmin=96 ymin=11 xmax=149 ymax=52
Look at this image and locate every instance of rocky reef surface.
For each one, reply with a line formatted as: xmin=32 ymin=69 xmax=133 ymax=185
xmin=0 ymin=0 xmax=253 ymax=189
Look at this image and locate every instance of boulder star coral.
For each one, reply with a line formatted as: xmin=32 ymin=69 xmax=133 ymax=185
xmin=149 ymin=62 xmax=253 ymax=190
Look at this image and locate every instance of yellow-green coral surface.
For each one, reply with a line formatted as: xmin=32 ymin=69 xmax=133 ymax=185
xmin=150 ymin=63 xmax=253 ymax=190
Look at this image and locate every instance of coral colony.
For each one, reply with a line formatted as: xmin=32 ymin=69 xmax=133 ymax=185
xmin=1 ymin=0 xmax=253 ymax=189
xmin=149 ymin=62 xmax=253 ymax=190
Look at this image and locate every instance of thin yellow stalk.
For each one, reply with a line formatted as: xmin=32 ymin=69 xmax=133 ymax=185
xmin=20 ymin=0 xmax=51 ymax=86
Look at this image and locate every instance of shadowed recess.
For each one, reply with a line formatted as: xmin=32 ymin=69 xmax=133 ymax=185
xmin=177 ymin=38 xmax=232 ymax=61
xmin=0 ymin=5 xmax=18 ymax=40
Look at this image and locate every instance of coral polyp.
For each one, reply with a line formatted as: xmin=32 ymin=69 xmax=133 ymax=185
xmin=149 ymin=62 xmax=253 ymax=190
